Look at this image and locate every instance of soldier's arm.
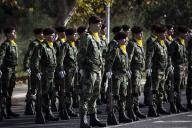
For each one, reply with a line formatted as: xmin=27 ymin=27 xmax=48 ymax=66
xmin=77 ymin=34 xmax=89 ymax=69
xmin=127 ymin=41 xmax=135 ymax=63
xmin=170 ymin=41 xmax=176 ymax=65
xmin=23 ymin=41 xmax=36 ymax=70
xmin=57 ymin=44 xmax=68 ymax=71
xmin=0 ymin=43 xmax=7 ymax=67
xmin=32 ymin=45 xmax=42 ymax=74
xmin=187 ymin=41 xmax=192 ymax=66
xmin=105 ymin=45 xmax=117 ymax=72
xmin=145 ymin=41 xmax=155 ymax=69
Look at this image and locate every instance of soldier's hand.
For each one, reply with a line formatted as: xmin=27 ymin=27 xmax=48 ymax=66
xmin=59 ymin=70 xmax=65 ymax=78
xmin=26 ymin=68 xmax=31 ymax=76
xmin=126 ymin=70 xmax=132 ymax=79
xmin=79 ymin=69 xmax=84 ymax=77
xmin=146 ymin=69 xmax=152 ymax=76
xmin=168 ymin=65 xmax=174 ymax=73
xmin=0 ymin=70 xmax=2 ymax=78
xmin=106 ymin=71 xmax=112 ymax=79
xmin=36 ymin=73 xmax=42 ymax=80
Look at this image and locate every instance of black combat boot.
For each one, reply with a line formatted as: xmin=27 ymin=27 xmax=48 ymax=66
xmin=80 ymin=114 xmax=91 ymax=128
xmin=66 ymin=103 xmax=78 ymax=117
xmin=119 ymin=110 xmax=132 ymax=123
xmin=59 ymin=108 xmax=70 ymax=120
xmin=148 ymin=105 xmax=159 ymax=117
xmin=24 ymin=100 xmax=34 ymax=115
xmin=157 ymin=104 xmax=170 ymax=115
xmin=90 ymin=113 xmax=107 ymax=127
xmin=176 ymin=103 xmax=188 ymax=112
xmin=127 ymin=107 xmax=139 ymax=121
xmin=35 ymin=111 xmax=46 ymax=124
xmin=107 ymin=111 xmax=119 ymax=125
xmin=134 ymin=106 xmax=146 ymax=119
xmin=45 ymin=108 xmax=59 ymax=121
xmin=170 ymin=102 xmax=179 ymax=113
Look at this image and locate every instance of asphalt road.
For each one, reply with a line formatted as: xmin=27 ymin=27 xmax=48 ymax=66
xmin=0 ymin=84 xmax=192 ymax=128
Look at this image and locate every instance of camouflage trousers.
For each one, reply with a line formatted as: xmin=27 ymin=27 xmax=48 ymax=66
xmin=187 ymin=66 xmax=192 ymax=103
xmin=172 ymin=65 xmax=186 ymax=103
xmin=1 ymin=67 xmax=16 ymax=108
xmin=129 ymin=70 xmax=142 ymax=107
xmin=107 ymin=74 xmax=127 ymax=112
xmin=150 ymin=70 xmax=166 ymax=106
xmin=79 ymin=70 xmax=102 ymax=115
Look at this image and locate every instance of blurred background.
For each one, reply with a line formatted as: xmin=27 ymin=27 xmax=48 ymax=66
xmin=0 ymin=0 xmax=192 ymax=79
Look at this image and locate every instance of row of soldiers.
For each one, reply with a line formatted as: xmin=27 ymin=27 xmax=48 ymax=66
xmin=0 ymin=15 xmax=192 ymax=128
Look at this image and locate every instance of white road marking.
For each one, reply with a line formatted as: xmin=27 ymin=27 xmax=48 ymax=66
xmin=107 ymin=112 xmax=191 ymax=128
xmin=153 ymin=120 xmax=192 ymax=123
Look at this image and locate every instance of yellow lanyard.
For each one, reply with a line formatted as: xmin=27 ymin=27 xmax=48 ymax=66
xmin=47 ymin=41 xmax=53 ymax=48
xmin=119 ymin=44 xmax=127 ymax=55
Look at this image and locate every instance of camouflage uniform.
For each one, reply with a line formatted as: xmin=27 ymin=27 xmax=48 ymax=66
xmin=24 ymin=39 xmax=42 ymax=94
xmin=23 ymin=39 xmax=42 ymax=115
xmin=33 ymin=41 xmax=57 ymax=118
xmin=63 ymin=41 xmax=78 ymax=112
xmin=187 ymin=37 xmax=192 ymax=109
xmin=146 ymin=38 xmax=168 ymax=111
xmin=78 ymin=33 xmax=103 ymax=115
xmin=170 ymin=38 xmax=188 ymax=111
xmin=127 ymin=38 xmax=145 ymax=118
xmin=143 ymin=34 xmax=157 ymax=106
xmin=105 ymin=39 xmax=129 ymax=113
xmin=0 ymin=39 xmax=18 ymax=117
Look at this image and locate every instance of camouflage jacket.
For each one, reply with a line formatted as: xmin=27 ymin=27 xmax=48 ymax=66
xmin=33 ymin=41 xmax=57 ymax=79
xmin=105 ymin=40 xmax=129 ymax=77
xmin=145 ymin=39 xmax=168 ymax=72
xmin=127 ymin=39 xmax=145 ymax=71
xmin=63 ymin=42 xmax=78 ymax=71
xmin=170 ymin=38 xmax=188 ymax=67
xmin=0 ymin=39 xmax=18 ymax=68
xmin=23 ymin=39 xmax=41 ymax=70
xmin=78 ymin=33 xmax=103 ymax=73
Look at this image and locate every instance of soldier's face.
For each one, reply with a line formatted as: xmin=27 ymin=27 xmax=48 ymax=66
xmin=58 ymin=32 xmax=65 ymax=38
xmin=45 ymin=34 xmax=55 ymax=42
xmin=8 ymin=30 xmax=16 ymax=40
xmin=168 ymin=28 xmax=174 ymax=35
xmin=134 ymin=33 xmax=142 ymax=40
xmin=180 ymin=32 xmax=188 ymax=39
xmin=158 ymin=33 xmax=166 ymax=40
xmin=118 ymin=39 xmax=126 ymax=45
xmin=36 ymin=33 xmax=44 ymax=40
xmin=90 ymin=22 xmax=102 ymax=32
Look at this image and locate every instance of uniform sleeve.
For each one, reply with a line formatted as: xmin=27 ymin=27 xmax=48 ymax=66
xmin=170 ymin=41 xmax=176 ymax=65
xmin=105 ymin=44 xmax=117 ymax=72
xmin=77 ymin=35 xmax=89 ymax=69
xmin=23 ymin=41 xmax=36 ymax=70
xmin=145 ymin=41 xmax=155 ymax=69
xmin=187 ymin=41 xmax=192 ymax=66
xmin=57 ymin=44 xmax=67 ymax=71
xmin=127 ymin=41 xmax=135 ymax=64
xmin=32 ymin=45 xmax=42 ymax=74
xmin=0 ymin=43 xmax=7 ymax=67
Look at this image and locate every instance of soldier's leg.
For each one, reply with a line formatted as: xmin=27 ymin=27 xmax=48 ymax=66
xmin=79 ymin=71 xmax=96 ymax=128
xmin=65 ymin=69 xmax=78 ymax=117
xmin=72 ymin=71 xmax=80 ymax=108
xmin=3 ymin=68 xmax=19 ymax=118
xmin=143 ymin=76 xmax=151 ymax=106
xmin=148 ymin=72 xmax=160 ymax=117
xmin=87 ymin=71 xmax=106 ymax=127
xmin=119 ymin=76 xmax=132 ymax=123
xmin=42 ymin=78 xmax=58 ymax=121
xmin=127 ymin=73 xmax=138 ymax=121
xmin=24 ymin=72 xmax=36 ymax=115
xmin=156 ymin=77 xmax=170 ymax=115
xmin=133 ymin=71 xmax=146 ymax=119
xmin=174 ymin=69 xmax=188 ymax=112
xmin=186 ymin=68 xmax=192 ymax=110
